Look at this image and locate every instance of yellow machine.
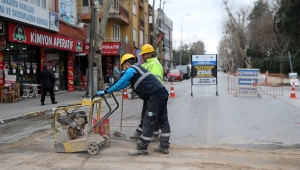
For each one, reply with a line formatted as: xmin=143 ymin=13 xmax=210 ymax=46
xmin=53 ymin=94 xmax=119 ymax=155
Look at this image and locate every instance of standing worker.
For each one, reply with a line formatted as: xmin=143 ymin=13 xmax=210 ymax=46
xmin=130 ymin=44 xmax=163 ymax=141
xmin=40 ymin=64 xmax=57 ymax=105
xmin=96 ymin=54 xmax=170 ymax=155
xmin=113 ymin=64 xmax=120 ymax=82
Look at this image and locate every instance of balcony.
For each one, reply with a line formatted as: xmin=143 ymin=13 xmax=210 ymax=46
xmin=109 ymin=3 xmax=130 ymax=24
xmin=140 ymin=19 xmax=144 ymax=31
xmin=139 ymin=0 xmax=144 ymax=8
xmin=78 ymin=3 xmax=129 ymax=24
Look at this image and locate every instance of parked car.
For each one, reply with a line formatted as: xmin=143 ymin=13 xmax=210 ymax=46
xmin=175 ymin=65 xmax=190 ymax=79
xmin=168 ymin=69 xmax=183 ymax=81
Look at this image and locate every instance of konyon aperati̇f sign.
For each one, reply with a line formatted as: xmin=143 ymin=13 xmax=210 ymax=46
xmin=8 ymin=23 xmax=83 ymax=53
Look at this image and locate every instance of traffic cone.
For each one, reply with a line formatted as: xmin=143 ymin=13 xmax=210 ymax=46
xmin=170 ymin=82 xmax=176 ymax=98
xmin=290 ymin=82 xmax=297 ymax=99
xmin=123 ymin=88 xmax=128 ymax=99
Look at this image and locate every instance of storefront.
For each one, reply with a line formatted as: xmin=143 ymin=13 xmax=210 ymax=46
xmin=101 ymin=42 xmax=122 ymax=77
xmin=0 ymin=22 xmax=84 ymax=92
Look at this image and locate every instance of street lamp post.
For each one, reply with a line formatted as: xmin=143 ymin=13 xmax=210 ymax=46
xmin=180 ymin=14 xmax=190 ymax=66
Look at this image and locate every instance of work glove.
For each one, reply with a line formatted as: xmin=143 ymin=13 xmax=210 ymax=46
xmin=96 ymin=90 xmax=107 ymax=96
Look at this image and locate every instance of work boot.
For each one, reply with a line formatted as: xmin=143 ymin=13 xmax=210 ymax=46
xmin=130 ymin=131 xmax=142 ymax=139
xmin=153 ymin=147 xmax=169 ymax=154
xmin=128 ymin=149 xmax=148 ymax=156
xmin=152 ymin=134 xmax=160 ymax=141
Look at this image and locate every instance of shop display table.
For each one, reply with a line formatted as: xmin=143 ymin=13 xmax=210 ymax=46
xmin=30 ymin=84 xmax=41 ymax=98
xmin=22 ymin=84 xmax=33 ymax=98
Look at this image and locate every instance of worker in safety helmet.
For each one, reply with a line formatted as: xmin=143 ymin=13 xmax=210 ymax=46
xmin=96 ymin=54 xmax=170 ymax=155
xmin=130 ymin=44 xmax=163 ymax=141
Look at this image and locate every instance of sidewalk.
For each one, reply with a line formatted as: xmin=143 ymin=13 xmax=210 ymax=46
xmin=0 ymin=90 xmax=122 ymax=124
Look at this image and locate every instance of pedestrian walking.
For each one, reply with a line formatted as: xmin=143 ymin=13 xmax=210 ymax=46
xmin=113 ymin=64 xmax=121 ymax=82
xmin=96 ymin=54 xmax=170 ymax=155
xmin=40 ymin=64 xmax=57 ymax=105
xmin=130 ymin=44 xmax=164 ymax=141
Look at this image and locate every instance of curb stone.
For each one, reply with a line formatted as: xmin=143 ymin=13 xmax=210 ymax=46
xmin=0 ymin=91 xmax=123 ymax=125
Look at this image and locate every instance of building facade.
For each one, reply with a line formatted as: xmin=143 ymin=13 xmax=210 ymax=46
xmin=76 ymin=0 xmax=150 ymax=77
xmin=0 ymin=0 xmax=87 ymax=92
xmin=149 ymin=9 xmax=173 ymax=69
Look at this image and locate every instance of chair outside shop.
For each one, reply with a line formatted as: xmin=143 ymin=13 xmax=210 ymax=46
xmin=6 ymin=83 xmax=21 ymax=103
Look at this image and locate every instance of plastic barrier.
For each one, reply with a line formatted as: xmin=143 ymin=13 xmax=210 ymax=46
xmin=228 ymin=73 xmax=283 ymax=98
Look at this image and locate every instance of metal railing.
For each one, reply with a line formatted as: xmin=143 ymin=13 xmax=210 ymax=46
xmin=140 ymin=19 xmax=144 ymax=27
xmin=119 ymin=4 xmax=129 ymax=19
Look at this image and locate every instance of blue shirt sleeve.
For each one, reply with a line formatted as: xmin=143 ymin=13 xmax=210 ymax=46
xmin=106 ymin=67 xmax=136 ymax=93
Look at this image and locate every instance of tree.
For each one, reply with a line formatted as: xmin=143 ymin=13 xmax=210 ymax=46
xmin=276 ymin=0 xmax=300 ymax=48
xmin=189 ymin=41 xmax=206 ymax=55
xmin=222 ymin=0 xmax=252 ymax=68
xmin=248 ymin=0 xmax=274 ymax=59
xmin=90 ymin=0 xmax=113 ymax=92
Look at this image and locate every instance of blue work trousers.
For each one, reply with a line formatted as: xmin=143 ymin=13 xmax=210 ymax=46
xmin=137 ymin=88 xmax=171 ymax=150
xmin=136 ymin=100 xmax=160 ymax=134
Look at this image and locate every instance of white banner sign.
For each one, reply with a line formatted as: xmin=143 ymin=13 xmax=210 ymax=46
xmin=0 ymin=0 xmax=59 ymax=32
xmin=290 ymin=79 xmax=299 ymax=86
xmin=192 ymin=78 xmax=216 ymax=85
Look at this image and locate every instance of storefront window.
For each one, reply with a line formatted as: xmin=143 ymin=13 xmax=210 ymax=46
xmin=45 ymin=48 xmax=67 ymax=91
xmin=3 ymin=43 xmax=38 ymax=83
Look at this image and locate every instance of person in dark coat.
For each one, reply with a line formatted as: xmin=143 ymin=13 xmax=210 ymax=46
xmin=40 ymin=64 xmax=57 ymax=105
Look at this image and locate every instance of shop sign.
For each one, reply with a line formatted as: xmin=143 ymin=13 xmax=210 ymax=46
xmin=4 ymin=75 xmax=16 ymax=84
xmin=102 ymin=42 xmax=120 ymax=55
xmin=8 ymin=23 xmax=83 ymax=53
xmin=84 ymin=42 xmax=121 ymax=56
xmin=0 ymin=50 xmax=3 ymax=86
xmin=59 ymin=0 xmax=76 ymax=26
xmin=0 ymin=21 xmax=4 ymax=35
xmin=67 ymin=53 xmax=74 ymax=91
xmin=85 ymin=42 xmax=89 ymax=55
xmin=0 ymin=36 xmax=6 ymax=49
xmin=0 ymin=0 xmax=59 ymax=32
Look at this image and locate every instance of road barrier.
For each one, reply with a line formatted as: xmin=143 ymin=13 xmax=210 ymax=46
xmin=170 ymin=82 xmax=176 ymax=98
xmin=228 ymin=73 xmax=283 ymax=98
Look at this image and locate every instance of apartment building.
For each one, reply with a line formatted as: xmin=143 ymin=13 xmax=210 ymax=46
xmin=150 ymin=9 xmax=173 ymax=69
xmin=77 ymin=0 xmax=149 ymax=76
xmin=0 ymin=0 xmax=87 ymax=92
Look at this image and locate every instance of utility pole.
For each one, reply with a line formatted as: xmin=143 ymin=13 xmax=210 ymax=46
xmin=288 ymin=51 xmax=293 ymax=73
xmin=86 ymin=0 xmax=99 ymax=97
xmin=180 ymin=14 xmax=190 ymax=66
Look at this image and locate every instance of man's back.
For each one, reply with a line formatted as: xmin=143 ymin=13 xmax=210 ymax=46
xmin=142 ymin=57 xmax=163 ymax=83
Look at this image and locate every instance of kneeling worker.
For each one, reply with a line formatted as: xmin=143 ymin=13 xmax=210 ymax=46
xmin=96 ymin=54 xmax=171 ymax=155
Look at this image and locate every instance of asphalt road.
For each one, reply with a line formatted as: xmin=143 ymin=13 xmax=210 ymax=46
xmin=1 ymin=72 xmax=300 ymax=150
xmin=1 ymin=72 xmax=300 ymax=169
xmin=108 ymin=72 xmax=300 ymax=150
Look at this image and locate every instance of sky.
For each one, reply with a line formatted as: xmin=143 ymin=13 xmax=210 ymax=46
xmin=161 ymin=0 xmax=257 ymax=54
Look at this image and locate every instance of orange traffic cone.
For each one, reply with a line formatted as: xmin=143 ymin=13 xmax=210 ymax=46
xmin=290 ymin=82 xmax=297 ymax=99
xmin=170 ymin=82 xmax=176 ymax=98
xmin=123 ymin=88 xmax=128 ymax=99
